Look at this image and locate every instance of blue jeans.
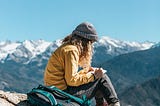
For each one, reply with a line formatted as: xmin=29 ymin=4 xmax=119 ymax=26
xmin=64 ymin=74 xmax=119 ymax=105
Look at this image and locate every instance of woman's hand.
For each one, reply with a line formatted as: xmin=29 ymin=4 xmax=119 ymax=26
xmin=88 ymin=67 xmax=95 ymax=72
xmin=94 ymin=68 xmax=103 ymax=79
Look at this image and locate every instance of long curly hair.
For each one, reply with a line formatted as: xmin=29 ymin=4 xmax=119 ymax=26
xmin=62 ymin=34 xmax=93 ymax=69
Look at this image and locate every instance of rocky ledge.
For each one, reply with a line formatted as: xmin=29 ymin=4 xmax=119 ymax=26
xmin=0 ymin=90 xmax=29 ymax=106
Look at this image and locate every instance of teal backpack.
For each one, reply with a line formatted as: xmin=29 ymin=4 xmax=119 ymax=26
xmin=27 ymin=85 xmax=91 ymax=106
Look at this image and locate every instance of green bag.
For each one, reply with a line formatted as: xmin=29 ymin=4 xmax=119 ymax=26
xmin=27 ymin=88 xmax=58 ymax=106
xmin=27 ymin=85 xmax=91 ymax=106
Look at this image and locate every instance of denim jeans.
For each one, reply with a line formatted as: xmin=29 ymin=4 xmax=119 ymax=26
xmin=63 ymin=74 xmax=119 ymax=105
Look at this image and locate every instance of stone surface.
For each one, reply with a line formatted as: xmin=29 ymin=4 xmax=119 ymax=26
xmin=0 ymin=90 xmax=29 ymax=106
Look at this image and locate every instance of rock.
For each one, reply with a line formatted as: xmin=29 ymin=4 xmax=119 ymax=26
xmin=0 ymin=90 xmax=29 ymax=106
xmin=0 ymin=98 xmax=14 ymax=106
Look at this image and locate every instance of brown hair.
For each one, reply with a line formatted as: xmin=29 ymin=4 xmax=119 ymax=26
xmin=62 ymin=34 xmax=93 ymax=68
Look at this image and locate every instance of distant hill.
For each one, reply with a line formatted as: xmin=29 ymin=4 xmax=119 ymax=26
xmin=0 ymin=60 xmax=43 ymax=93
xmin=120 ymin=76 xmax=160 ymax=106
xmin=102 ymin=46 xmax=160 ymax=95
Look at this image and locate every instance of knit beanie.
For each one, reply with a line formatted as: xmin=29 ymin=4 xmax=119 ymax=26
xmin=72 ymin=22 xmax=98 ymax=41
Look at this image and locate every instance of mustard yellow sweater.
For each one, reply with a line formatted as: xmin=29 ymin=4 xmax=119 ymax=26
xmin=44 ymin=43 xmax=94 ymax=90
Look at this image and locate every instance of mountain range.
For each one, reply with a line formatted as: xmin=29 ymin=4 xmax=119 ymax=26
xmin=0 ymin=36 xmax=154 ymax=64
xmin=102 ymin=45 xmax=160 ymax=94
xmin=0 ymin=36 xmax=160 ymax=106
xmin=102 ymin=45 xmax=160 ymax=106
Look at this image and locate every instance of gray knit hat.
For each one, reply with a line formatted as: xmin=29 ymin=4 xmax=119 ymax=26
xmin=72 ymin=22 xmax=98 ymax=41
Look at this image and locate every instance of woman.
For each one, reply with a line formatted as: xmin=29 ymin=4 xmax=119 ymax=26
xmin=44 ymin=22 xmax=120 ymax=106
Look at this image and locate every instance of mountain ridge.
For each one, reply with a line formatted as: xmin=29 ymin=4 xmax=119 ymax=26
xmin=102 ymin=46 xmax=160 ymax=95
xmin=120 ymin=76 xmax=160 ymax=106
xmin=0 ymin=36 xmax=155 ymax=64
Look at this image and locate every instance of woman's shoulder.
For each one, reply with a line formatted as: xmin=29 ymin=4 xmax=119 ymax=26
xmin=61 ymin=43 xmax=78 ymax=52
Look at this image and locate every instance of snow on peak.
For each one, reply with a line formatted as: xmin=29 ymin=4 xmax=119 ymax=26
xmin=22 ymin=40 xmax=51 ymax=57
xmin=0 ymin=40 xmax=52 ymax=62
xmin=97 ymin=36 xmax=154 ymax=50
xmin=0 ymin=37 xmax=156 ymax=63
xmin=98 ymin=36 xmax=122 ymax=48
xmin=151 ymin=42 xmax=160 ymax=48
xmin=0 ymin=40 xmax=21 ymax=60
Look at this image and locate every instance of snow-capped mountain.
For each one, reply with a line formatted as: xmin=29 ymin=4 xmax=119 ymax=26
xmin=92 ymin=36 xmax=155 ymax=65
xmin=96 ymin=36 xmax=154 ymax=55
xmin=151 ymin=42 xmax=160 ymax=48
xmin=0 ymin=39 xmax=52 ymax=63
xmin=0 ymin=36 xmax=155 ymax=64
xmin=0 ymin=40 xmax=20 ymax=61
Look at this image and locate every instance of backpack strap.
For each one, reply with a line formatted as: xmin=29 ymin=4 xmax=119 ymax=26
xmin=27 ymin=88 xmax=58 ymax=106
xmin=37 ymin=85 xmax=91 ymax=106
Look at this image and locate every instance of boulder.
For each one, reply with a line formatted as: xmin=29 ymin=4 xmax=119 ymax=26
xmin=0 ymin=90 xmax=29 ymax=106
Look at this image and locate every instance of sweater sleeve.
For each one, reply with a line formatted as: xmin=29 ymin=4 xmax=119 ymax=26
xmin=64 ymin=50 xmax=94 ymax=86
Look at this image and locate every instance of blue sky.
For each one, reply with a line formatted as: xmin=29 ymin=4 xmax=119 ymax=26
xmin=0 ymin=0 xmax=160 ymax=42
